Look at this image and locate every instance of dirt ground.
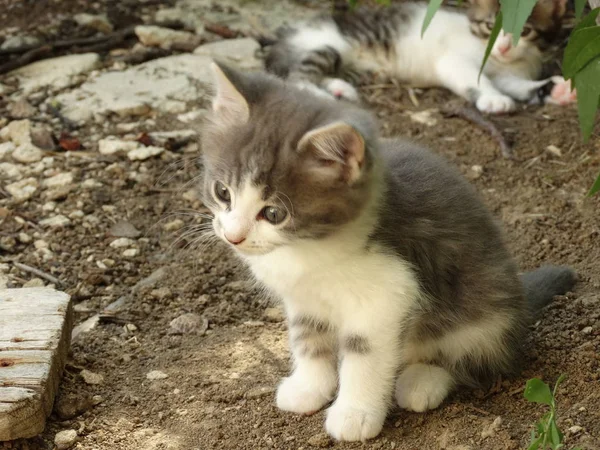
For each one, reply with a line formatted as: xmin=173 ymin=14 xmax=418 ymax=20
xmin=1 ymin=1 xmax=600 ymax=450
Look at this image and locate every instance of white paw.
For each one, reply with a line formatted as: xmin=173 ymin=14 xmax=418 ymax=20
xmin=547 ymin=76 xmax=577 ymax=106
xmin=276 ymin=372 xmax=336 ymax=415
xmin=395 ymin=364 xmax=454 ymax=412
xmin=322 ymin=78 xmax=359 ymax=102
xmin=476 ymin=93 xmax=515 ymax=114
xmin=294 ymin=81 xmax=336 ymax=101
xmin=325 ymin=401 xmax=386 ymax=441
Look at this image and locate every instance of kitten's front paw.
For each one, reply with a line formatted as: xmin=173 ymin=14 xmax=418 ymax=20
xmin=395 ymin=364 xmax=454 ymax=412
xmin=276 ymin=373 xmax=335 ymax=415
xmin=325 ymin=402 xmax=386 ymax=441
xmin=322 ymin=78 xmax=359 ymax=102
xmin=476 ymin=93 xmax=515 ymax=114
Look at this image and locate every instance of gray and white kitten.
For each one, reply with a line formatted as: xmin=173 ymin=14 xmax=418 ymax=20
xmin=200 ymin=62 xmax=576 ymax=442
xmin=264 ymin=0 xmax=577 ymax=113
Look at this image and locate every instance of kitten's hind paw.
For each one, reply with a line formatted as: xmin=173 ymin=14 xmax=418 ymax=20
xmin=476 ymin=93 xmax=515 ymax=114
xmin=276 ymin=372 xmax=335 ymax=415
xmin=395 ymin=364 xmax=454 ymax=412
xmin=547 ymin=76 xmax=577 ymax=106
xmin=325 ymin=402 xmax=386 ymax=441
xmin=322 ymin=78 xmax=359 ymax=102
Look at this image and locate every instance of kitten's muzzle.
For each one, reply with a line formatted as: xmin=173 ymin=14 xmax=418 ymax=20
xmin=225 ymin=232 xmax=246 ymax=245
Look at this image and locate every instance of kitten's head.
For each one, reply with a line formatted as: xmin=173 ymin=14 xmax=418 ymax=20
xmin=200 ymin=62 xmax=377 ymax=256
xmin=468 ymin=0 xmax=567 ymax=64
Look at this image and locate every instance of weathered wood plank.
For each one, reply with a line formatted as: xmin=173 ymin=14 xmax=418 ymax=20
xmin=0 ymin=288 xmax=72 ymax=441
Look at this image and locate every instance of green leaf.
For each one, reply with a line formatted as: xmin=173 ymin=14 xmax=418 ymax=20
xmin=422 ymin=0 xmax=444 ymax=37
xmin=575 ymin=0 xmax=587 ymax=19
xmin=479 ymin=12 xmax=503 ymax=80
xmin=588 ymin=172 xmax=600 ymax=196
xmin=500 ymin=0 xmax=537 ymax=46
xmin=524 ymin=378 xmax=553 ymax=405
xmin=574 ymin=8 xmax=600 ymax=31
xmin=574 ymin=57 xmax=600 ymax=141
xmin=562 ymin=28 xmax=600 ymax=80
xmin=550 ymin=421 xmax=564 ymax=446
xmin=528 ymin=435 xmax=544 ymax=450
xmin=553 ymin=374 xmax=567 ymax=397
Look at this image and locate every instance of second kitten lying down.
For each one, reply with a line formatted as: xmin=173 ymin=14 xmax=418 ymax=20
xmin=264 ymin=0 xmax=577 ymax=113
xmin=201 ymin=62 xmax=576 ymax=441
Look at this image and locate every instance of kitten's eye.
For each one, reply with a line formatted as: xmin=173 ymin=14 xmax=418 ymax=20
xmin=484 ymin=21 xmax=495 ymax=32
xmin=214 ymin=181 xmax=231 ymax=203
xmin=261 ymin=206 xmax=287 ymax=224
xmin=521 ymin=25 xmax=536 ymax=38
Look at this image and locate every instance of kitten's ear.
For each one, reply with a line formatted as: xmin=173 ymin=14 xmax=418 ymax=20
xmin=210 ymin=62 xmax=250 ymax=124
xmin=552 ymin=0 xmax=567 ymax=17
xmin=298 ymin=122 xmax=366 ymax=184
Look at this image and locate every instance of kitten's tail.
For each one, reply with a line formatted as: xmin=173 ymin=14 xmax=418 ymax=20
xmin=521 ymin=266 xmax=577 ymax=317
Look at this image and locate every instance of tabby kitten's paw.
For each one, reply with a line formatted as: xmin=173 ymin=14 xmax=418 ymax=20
xmin=276 ymin=372 xmax=335 ymax=415
xmin=548 ymin=76 xmax=577 ymax=106
xmin=476 ymin=93 xmax=515 ymax=114
xmin=322 ymin=78 xmax=360 ymax=102
xmin=325 ymin=401 xmax=386 ymax=441
xmin=395 ymin=363 xmax=454 ymax=412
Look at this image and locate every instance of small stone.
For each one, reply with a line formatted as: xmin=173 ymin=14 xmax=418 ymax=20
xmin=74 ymin=13 xmax=113 ymax=33
xmin=169 ymin=313 xmax=208 ymax=335
xmin=110 ymin=220 xmax=142 ymax=238
xmin=123 ymin=248 xmax=140 ymax=257
xmin=23 ymin=278 xmax=45 ymax=288
xmin=569 ymin=425 xmax=583 ymax=434
xmin=125 ymin=323 xmax=138 ymax=332
xmin=82 ymin=178 xmax=103 ymax=189
xmin=546 ymin=145 xmax=562 ymax=157
xmin=39 ymin=215 xmax=71 ymax=228
xmin=0 ymin=119 xmax=33 ymax=145
xmin=582 ymin=326 xmax=593 ymax=334
xmin=30 ymin=127 xmax=56 ymax=150
xmin=264 ymin=306 xmax=285 ymax=323
xmin=163 ymin=219 xmax=184 ymax=231
xmin=92 ymin=395 xmax=104 ymax=406
xmin=110 ymin=237 xmax=136 ymax=248
xmin=127 ymin=145 xmax=164 ymax=161
xmin=9 ymin=99 xmax=37 ymax=119
xmin=1 ymin=35 xmax=39 ymax=50
xmin=54 ymin=429 xmax=78 ymax=449
xmin=55 ymin=393 xmax=95 ymax=419
xmin=0 ymin=141 xmax=16 ymax=157
xmin=0 ymin=236 xmax=16 ymax=252
xmin=244 ymin=320 xmax=265 ymax=327
xmin=98 ymin=137 xmax=139 ymax=155
xmin=245 ymin=386 xmax=275 ymax=400
xmin=135 ymin=25 xmax=200 ymax=50
xmin=467 ymin=164 xmax=484 ymax=181
xmin=12 ymin=142 xmax=43 ymax=163
xmin=81 ymin=369 xmax=104 ymax=385
xmin=6 ymin=177 xmax=38 ymax=202
xmin=17 ymin=232 xmax=32 ymax=243
xmin=406 ymin=109 xmax=438 ymax=127
xmin=146 ymin=370 xmax=169 ymax=380
xmin=307 ymin=432 xmax=332 ymax=448
xmin=151 ymin=287 xmax=172 ymax=300
xmin=0 ymin=162 xmax=21 ymax=179
xmin=481 ymin=416 xmax=502 ymax=439
xmin=43 ymin=172 xmax=73 ymax=188
xmin=44 ymin=185 xmax=73 ymax=201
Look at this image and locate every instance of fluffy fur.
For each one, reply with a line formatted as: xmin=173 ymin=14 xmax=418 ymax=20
xmin=200 ymin=62 xmax=576 ymax=441
xmin=264 ymin=0 xmax=576 ymax=113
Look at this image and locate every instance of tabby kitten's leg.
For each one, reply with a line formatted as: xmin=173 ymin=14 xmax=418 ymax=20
xmin=435 ymin=55 xmax=515 ymax=114
xmin=325 ymin=323 xmax=401 ymax=441
xmin=276 ymin=314 xmax=338 ymax=415
xmin=394 ymin=363 xmax=455 ymax=412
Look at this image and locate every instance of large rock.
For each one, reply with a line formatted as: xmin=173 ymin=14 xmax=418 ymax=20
xmin=53 ymin=54 xmax=214 ymax=122
xmin=194 ymin=38 xmax=261 ymax=69
xmin=9 ymin=53 xmax=100 ymax=94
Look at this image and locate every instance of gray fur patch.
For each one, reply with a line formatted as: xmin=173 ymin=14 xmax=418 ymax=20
xmin=343 ymin=334 xmax=371 ymax=354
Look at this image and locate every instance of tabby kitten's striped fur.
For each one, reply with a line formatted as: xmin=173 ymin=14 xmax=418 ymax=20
xmin=264 ymin=0 xmax=575 ymax=113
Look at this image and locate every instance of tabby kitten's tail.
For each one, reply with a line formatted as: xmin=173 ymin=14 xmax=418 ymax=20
xmin=521 ymin=266 xmax=577 ymax=316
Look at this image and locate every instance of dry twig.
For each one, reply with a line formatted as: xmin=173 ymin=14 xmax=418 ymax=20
xmin=12 ymin=262 xmax=63 ymax=286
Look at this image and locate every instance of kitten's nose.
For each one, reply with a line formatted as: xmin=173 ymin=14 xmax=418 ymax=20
xmin=225 ymin=233 xmax=246 ymax=245
xmin=499 ymin=45 xmax=510 ymax=55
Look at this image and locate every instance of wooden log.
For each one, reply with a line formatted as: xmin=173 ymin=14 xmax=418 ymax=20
xmin=0 ymin=288 xmax=72 ymax=441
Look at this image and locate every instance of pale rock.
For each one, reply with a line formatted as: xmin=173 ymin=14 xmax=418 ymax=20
xmin=23 ymin=278 xmax=45 ymax=288
xmin=481 ymin=416 xmax=502 ymax=439
xmin=135 ymin=25 xmax=199 ymax=50
xmin=98 ymin=137 xmax=139 ymax=155
xmin=18 ymin=232 xmax=32 ymax=244
xmin=169 ymin=313 xmax=208 ymax=335
xmin=9 ymin=99 xmax=37 ymax=119
xmin=68 ymin=210 xmax=85 ymax=219
xmin=122 ymin=248 xmax=140 ymax=257
xmin=74 ymin=13 xmax=113 ymax=33
xmin=81 ymin=369 xmax=104 ymax=385
xmin=582 ymin=326 xmax=593 ymax=334
xmin=82 ymin=178 xmax=103 ymax=189
xmin=39 ymin=215 xmax=71 ymax=227
xmin=146 ymin=370 xmax=168 ymax=380
xmin=127 ymin=145 xmax=164 ymax=161
xmin=1 ymin=119 xmax=33 ymax=145
xmin=0 ymin=141 xmax=16 ymax=158
xmin=9 ymin=53 xmax=99 ymax=93
xmin=546 ymin=145 xmax=562 ymax=157
xmin=54 ymin=429 xmax=78 ymax=450
xmin=109 ymin=221 xmax=141 ymax=238
xmin=194 ymin=38 xmax=261 ymax=69
xmin=406 ymin=109 xmax=439 ymax=127
xmin=43 ymin=172 xmax=74 ymax=188
xmin=53 ymin=54 xmax=214 ymax=122
xmin=1 ymin=35 xmax=39 ymax=50
xmin=6 ymin=177 xmax=38 ymax=202
xmin=0 ymin=162 xmax=21 ymax=179
xmin=13 ymin=142 xmax=43 ymax=163
xmin=163 ymin=219 xmax=184 ymax=231
xmin=110 ymin=237 xmax=136 ymax=248
xmin=569 ymin=425 xmax=583 ymax=434
xmin=42 ymin=201 xmax=56 ymax=212
xmin=34 ymin=239 xmax=49 ymax=250
xmin=116 ymin=122 xmax=140 ymax=133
